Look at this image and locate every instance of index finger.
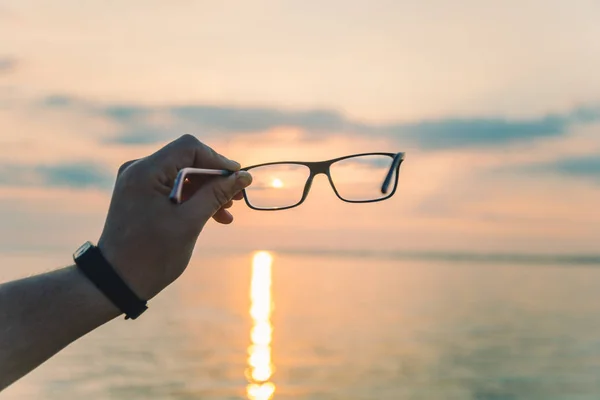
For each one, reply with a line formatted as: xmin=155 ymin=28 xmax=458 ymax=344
xmin=150 ymin=134 xmax=241 ymax=172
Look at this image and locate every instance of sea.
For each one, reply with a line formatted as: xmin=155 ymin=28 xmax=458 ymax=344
xmin=2 ymin=249 xmax=600 ymax=400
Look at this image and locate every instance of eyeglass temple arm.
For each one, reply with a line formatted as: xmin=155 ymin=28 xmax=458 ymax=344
xmin=169 ymin=167 xmax=233 ymax=204
xmin=381 ymin=153 xmax=404 ymax=194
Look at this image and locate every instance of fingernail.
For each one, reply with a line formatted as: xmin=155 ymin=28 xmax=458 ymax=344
xmin=234 ymin=171 xmax=252 ymax=190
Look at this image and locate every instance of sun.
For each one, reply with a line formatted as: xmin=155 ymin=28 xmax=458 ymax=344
xmin=271 ymin=178 xmax=283 ymax=188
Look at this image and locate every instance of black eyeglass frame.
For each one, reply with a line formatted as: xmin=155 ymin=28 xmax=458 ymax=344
xmin=239 ymin=152 xmax=405 ymax=211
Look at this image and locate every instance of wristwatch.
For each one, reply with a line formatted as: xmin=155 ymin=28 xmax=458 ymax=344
xmin=73 ymin=241 xmax=148 ymax=320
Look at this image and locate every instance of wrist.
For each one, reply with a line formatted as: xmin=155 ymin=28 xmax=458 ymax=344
xmin=67 ymin=265 xmax=122 ymax=322
xmin=75 ymin=241 xmax=149 ymax=319
xmin=96 ymin=241 xmax=158 ymax=301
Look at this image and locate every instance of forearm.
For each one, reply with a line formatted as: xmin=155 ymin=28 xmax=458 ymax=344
xmin=0 ymin=265 xmax=121 ymax=390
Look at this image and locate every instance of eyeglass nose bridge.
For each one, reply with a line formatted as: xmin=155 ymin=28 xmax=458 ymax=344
xmin=307 ymin=160 xmax=331 ymax=176
xmin=299 ymin=160 xmax=333 ymax=204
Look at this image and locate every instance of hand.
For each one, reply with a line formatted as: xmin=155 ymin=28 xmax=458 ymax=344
xmin=97 ymin=134 xmax=252 ymax=300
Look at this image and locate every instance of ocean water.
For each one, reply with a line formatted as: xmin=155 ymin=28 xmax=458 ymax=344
xmin=3 ymin=250 xmax=600 ymax=400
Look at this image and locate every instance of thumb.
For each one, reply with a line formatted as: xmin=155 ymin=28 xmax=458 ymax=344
xmin=181 ymin=170 xmax=253 ymax=219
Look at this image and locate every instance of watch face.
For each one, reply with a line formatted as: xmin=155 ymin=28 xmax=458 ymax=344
xmin=74 ymin=241 xmax=93 ymax=260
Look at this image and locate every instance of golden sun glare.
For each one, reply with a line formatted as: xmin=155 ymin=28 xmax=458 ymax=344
xmin=271 ymin=178 xmax=283 ymax=188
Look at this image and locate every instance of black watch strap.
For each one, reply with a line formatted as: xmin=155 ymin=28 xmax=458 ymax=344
xmin=73 ymin=241 xmax=148 ymax=320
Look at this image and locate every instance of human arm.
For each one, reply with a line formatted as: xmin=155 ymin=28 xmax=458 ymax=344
xmin=0 ymin=266 xmax=120 ymax=390
xmin=0 ymin=134 xmax=252 ymax=390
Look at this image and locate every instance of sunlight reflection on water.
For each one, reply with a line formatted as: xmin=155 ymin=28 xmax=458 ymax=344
xmin=246 ymin=251 xmax=276 ymax=400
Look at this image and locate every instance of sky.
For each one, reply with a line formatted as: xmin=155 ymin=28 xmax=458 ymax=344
xmin=1 ymin=0 xmax=599 ymax=255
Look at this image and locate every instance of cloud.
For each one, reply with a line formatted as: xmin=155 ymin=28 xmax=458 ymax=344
xmin=537 ymin=155 xmax=600 ymax=182
xmin=0 ymin=162 xmax=114 ymax=190
xmin=35 ymin=94 xmax=600 ymax=151
xmin=172 ymin=105 xmax=349 ymax=132
xmin=42 ymin=94 xmax=75 ymax=108
xmin=100 ymin=104 xmax=353 ymax=144
xmin=0 ymin=56 xmax=17 ymax=74
xmin=390 ymin=115 xmax=568 ymax=150
xmin=503 ymin=154 xmax=600 ymax=185
xmin=570 ymin=106 xmax=600 ymax=124
xmin=552 ymin=156 xmax=600 ymax=178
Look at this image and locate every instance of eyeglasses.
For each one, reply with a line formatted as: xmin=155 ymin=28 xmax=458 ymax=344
xmin=170 ymin=152 xmax=405 ymax=211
